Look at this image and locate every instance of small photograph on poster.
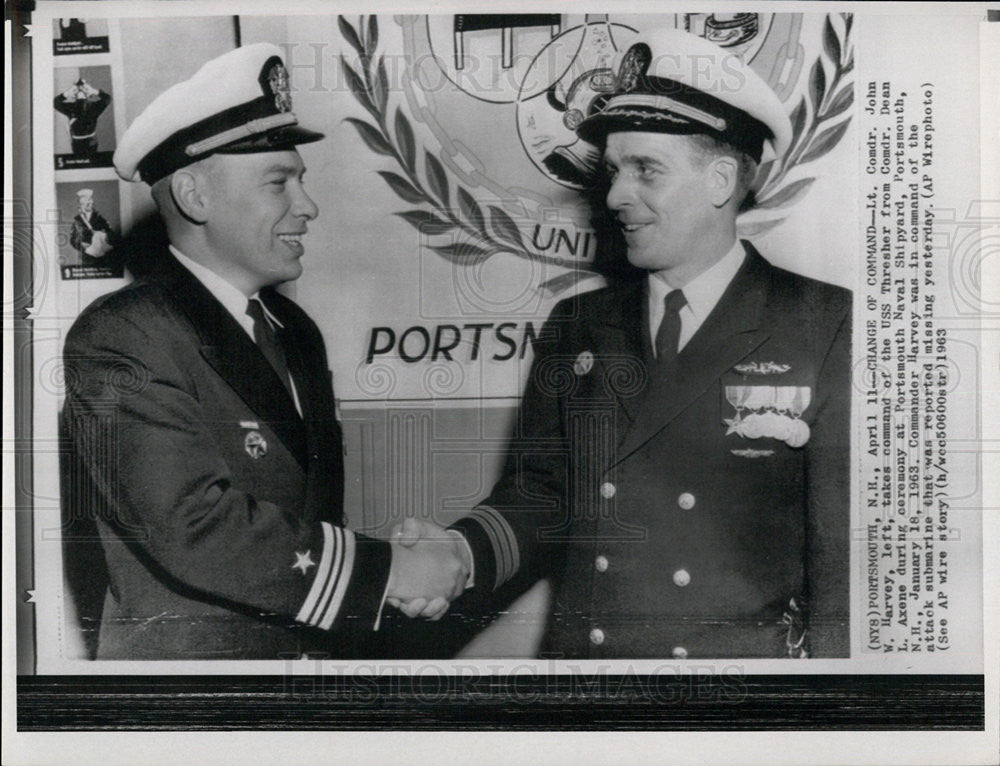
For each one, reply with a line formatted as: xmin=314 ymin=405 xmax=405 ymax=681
xmin=53 ymin=65 xmax=116 ymax=170
xmin=56 ymin=180 xmax=124 ymax=280
xmin=52 ymin=18 xmax=111 ymax=55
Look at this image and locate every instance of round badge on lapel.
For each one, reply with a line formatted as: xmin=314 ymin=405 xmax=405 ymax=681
xmin=574 ymin=351 xmax=594 ymax=376
xmin=244 ymin=430 xmax=267 ymax=459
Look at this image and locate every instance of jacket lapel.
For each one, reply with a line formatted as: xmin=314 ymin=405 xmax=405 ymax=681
xmin=587 ymin=278 xmax=647 ymax=428
xmin=615 ymin=245 xmax=773 ymax=464
xmin=154 ymin=251 xmax=309 ymax=468
xmin=273 ymin=301 xmax=344 ymax=523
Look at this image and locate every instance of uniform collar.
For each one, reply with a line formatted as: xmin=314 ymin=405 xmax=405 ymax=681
xmin=648 ymin=240 xmax=746 ymax=325
xmin=169 ymin=245 xmax=285 ymax=338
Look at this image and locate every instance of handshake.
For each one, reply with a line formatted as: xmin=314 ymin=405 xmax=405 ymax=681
xmin=386 ymin=518 xmax=472 ymax=621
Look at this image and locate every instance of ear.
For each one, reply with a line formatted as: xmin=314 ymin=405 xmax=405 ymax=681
xmin=169 ymin=168 xmax=209 ymax=224
xmin=707 ymin=155 xmax=740 ymax=208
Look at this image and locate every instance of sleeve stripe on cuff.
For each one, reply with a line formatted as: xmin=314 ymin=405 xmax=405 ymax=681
xmin=297 ymin=521 xmax=335 ymax=624
xmin=311 ymin=526 xmax=346 ymax=628
xmin=309 ymin=527 xmax=344 ymax=627
xmin=318 ymin=529 xmax=355 ymax=630
xmin=470 ymin=506 xmax=518 ymax=588
xmin=296 ymin=523 xmax=357 ymax=630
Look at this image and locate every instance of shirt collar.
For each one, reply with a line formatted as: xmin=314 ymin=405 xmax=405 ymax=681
xmin=648 ymin=240 xmax=746 ymax=325
xmin=169 ymin=245 xmax=284 ymax=337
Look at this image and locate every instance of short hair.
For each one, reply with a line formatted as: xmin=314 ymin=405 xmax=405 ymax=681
xmin=149 ymin=155 xmax=213 ymax=219
xmin=149 ymin=175 xmax=172 ymax=211
xmin=684 ymin=133 xmax=759 ymax=211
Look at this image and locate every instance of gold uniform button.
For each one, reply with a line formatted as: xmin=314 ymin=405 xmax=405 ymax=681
xmin=589 ymin=628 xmax=605 ymax=646
xmin=677 ymin=492 xmax=695 ymax=510
xmin=594 ymin=555 xmax=609 ymax=572
xmin=672 ymin=646 xmax=688 ymax=659
xmin=600 ymin=482 xmax=616 ymax=499
xmin=672 ymin=569 xmax=691 ymax=587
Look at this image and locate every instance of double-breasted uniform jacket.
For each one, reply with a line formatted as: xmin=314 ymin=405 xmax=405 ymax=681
xmin=453 ymin=244 xmax=852 ymax=659
xmin=61 ymin=248 xmax=391 ymax=659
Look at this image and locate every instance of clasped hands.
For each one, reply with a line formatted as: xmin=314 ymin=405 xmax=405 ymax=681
xmin=386 ymin=518 xmax=470 ymax=620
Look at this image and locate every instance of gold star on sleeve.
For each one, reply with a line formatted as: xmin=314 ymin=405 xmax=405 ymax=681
xmin=292 ymin=550 xmax=316 ymax=574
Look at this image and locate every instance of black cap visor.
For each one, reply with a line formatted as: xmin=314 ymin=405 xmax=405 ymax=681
xmin=577 ymin=105 xmax=768 ymax=162
xmin=577 ymin=107 xmax=703 ymax=147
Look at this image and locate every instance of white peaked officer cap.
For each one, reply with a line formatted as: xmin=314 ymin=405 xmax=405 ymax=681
xmin=577 ymin=27 xmax=792 ymax=163
xmin=114 ymin=43 xmax=324 ymax=184
xmin=76 ymin=188 xmax=94 ymax=199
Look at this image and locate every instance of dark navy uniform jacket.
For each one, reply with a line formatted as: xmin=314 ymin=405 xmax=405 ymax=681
xmin=61 ymin=248 xmax=391 ymax=659
xmin=453 ymin=244 xmax=851 ymax=659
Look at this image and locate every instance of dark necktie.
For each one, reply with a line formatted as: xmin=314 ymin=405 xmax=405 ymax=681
xmin=246 ymin=297 xmax=294 ymax=399
xmin=654 ymin=289 xmax=687 ymax=368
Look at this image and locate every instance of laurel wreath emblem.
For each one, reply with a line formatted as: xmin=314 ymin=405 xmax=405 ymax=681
xmin=743 ymin=14 xmax=855 ymax=236
xmin=338 ymin=14 xmax=854 ymax=293
xmin=337 ymin=16 xmax=561 ymax=282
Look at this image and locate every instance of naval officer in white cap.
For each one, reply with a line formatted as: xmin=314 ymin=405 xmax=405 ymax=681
xmin=412 ymin=27 xmax=853 ymax=658
xmin=60 ymin=43 xmax=469 ymax=659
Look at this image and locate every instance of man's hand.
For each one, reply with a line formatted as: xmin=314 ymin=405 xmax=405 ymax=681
xmin=386 ymin=518 xmax=470 ymax=620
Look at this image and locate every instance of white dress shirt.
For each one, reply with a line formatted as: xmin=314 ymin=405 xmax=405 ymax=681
xmin=170 ymin=245 xmax=302 ymax=415
xmin=647 ymin=240 xmax=747 ymax=356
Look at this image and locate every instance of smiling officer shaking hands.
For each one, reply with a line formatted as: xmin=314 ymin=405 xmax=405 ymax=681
xmin=399 ymin=27 xmax=852 ymax=659
xmin=60 ymin=44 xmax=469 ymax=660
